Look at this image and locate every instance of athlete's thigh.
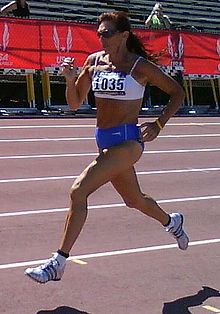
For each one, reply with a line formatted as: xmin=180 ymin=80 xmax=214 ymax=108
xmin=73 ymin=141 xmax=142 ymax=197
xmin=111 ymin=166 xmax=142 ymax=202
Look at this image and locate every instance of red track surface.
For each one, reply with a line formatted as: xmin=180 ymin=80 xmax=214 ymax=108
xmin=0 ymin=116 xmax=220 ymax=314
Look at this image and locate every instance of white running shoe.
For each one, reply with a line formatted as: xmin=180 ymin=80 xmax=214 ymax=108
xmin=166 ymin=213 xmax=189 ymax=250
xmin=25 ymin=254 xmax=66 ymax=284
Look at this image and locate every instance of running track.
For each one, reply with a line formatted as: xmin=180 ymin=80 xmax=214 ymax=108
xmin=0 ymin=116 xmax=220 ymax=314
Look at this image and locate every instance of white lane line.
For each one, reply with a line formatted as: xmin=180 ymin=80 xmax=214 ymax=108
xmin=202 ymin=305 xmax=220 ymax=313
xmin=161 ymin=134 xmax=220 ymax=138
xmin=0 ymin=137 xmax=94 ymax=143
xmin=1 ymin=148 xmax=220 ymax=160
xmin=0 ymin=175 xmax=77 ymax=183
xmin=71 ymin=259 xmax=87 ymax=265
xmin=167 ymin=123 xmax=220 ymax=126
xmin=0 ymin=167 xmax=220 ymax=183
xmin=1 ymin=194 xmax=220 ymax=218
xmin=0 ymin=133 xmax=220 ymax=143
xmin=0 ymin=125 xmax=95 ymax=129
xmin=0 ymin=152 xmax=97 ymax=159
xmin=0 ymin=122 xmax=220 ymax=130
xmin=168 ymin=123 xmax=220 ymax=126
xmin=1 ymin=238 xmax=220 ymax=270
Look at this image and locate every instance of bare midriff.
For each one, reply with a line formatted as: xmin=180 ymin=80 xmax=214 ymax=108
xmin=95 ymin=98 xmax=142 ymax=128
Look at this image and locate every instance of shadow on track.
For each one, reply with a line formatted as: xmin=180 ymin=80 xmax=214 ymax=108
xmin=163 ymin=286 xmax=220 ymax=314
xmin=37 ymin=306 xmax=91 ymax=314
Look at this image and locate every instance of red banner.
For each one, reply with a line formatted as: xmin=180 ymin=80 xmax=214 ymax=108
xmin=0 ymin=17 xmax=219 ymax=75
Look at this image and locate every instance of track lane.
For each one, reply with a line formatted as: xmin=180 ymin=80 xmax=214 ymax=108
xmin=0 ymin=116 xmax=219 ymax=314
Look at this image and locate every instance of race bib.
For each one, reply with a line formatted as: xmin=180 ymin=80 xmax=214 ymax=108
xmin=92 ymin=71 xmax=126 ymax=95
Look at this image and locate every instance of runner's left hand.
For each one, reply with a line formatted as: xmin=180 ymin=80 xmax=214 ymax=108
xmin=140 ymin=121 xmax=160 ymax=142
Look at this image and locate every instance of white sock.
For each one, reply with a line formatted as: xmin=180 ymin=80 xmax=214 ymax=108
xmin=53 ymin=252 xmax=67 ymax=266
xmin=165 ymin=215 xmax=174 ymax=229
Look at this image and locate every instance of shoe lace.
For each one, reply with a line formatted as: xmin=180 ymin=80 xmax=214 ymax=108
xmin=40 ymin=257 xmax=59 ymax=270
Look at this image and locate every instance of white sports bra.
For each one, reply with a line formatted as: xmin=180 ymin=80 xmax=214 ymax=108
xmin=92 ymin=53 xmax=145 ymax=101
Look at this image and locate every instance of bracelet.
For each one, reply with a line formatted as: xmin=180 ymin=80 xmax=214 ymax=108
xmin=155 ymin=119 xmax=163 ymax=130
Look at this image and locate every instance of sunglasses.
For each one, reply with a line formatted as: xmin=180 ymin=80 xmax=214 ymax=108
xmin=97 ymin=29 xmax=119 ymax=39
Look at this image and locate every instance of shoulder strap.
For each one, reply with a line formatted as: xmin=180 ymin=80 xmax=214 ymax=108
xmin=94 ymin=53 xmax=99 ymax=67
xmin=92 ymin=51 xmax=105 ymax=75
xmin=130 ymin=56 xmax=142 ymax=75
xmin=94 ymin=51 xmax=105 ymax=67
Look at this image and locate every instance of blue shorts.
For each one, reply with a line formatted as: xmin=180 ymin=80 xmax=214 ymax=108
xmin=95 ymin=123 xmax=144 ymax=150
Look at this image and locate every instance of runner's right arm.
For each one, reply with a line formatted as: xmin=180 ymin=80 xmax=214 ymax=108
xmin=62 ymin=56 xmax=93 ymax=111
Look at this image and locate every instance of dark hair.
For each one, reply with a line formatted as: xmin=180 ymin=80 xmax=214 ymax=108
xmin=98 ymin=11 xmax=150 ymax=60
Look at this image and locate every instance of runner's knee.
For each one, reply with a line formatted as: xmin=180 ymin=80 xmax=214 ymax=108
xmin=69 ymin=181 xmax=88 ymax=206
xmin=124 ymin=195 xmax=142 ymax=209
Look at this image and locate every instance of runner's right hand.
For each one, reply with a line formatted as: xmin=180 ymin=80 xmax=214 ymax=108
xmin=61 ymin=57 xmax=77 ymax=80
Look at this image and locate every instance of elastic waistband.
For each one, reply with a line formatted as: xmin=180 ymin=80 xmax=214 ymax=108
xmin=96 ymin=123 xmax=138 ymax=131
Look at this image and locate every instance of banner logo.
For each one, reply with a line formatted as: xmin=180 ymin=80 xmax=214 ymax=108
xmin=167 ymin=33 xmax=184 ymax=68
xmin=217 ymin=39 xmax=220 ymax=72
xmin=53 ymin=26 xmax=73 ymax=65
xmin=0 ymin=22 xmax=9 ymax=51
xmin=0 ymin=22 xmax=11 ymax=65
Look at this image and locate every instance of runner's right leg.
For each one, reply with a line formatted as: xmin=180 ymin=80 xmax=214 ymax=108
xmin=25 ymin=141 xmax=143 ymax=283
